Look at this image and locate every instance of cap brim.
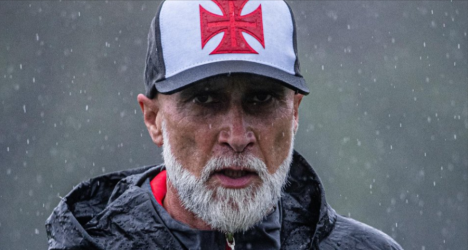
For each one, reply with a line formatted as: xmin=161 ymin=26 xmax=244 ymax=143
xmin=152 ymin=61 xmax=309 ymax=95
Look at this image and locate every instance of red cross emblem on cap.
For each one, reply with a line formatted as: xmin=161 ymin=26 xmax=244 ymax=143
xmin=200 ymin=0 xmax=265 ymax=55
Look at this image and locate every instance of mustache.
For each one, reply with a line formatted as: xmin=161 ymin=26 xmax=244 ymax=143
xmin=200 ymin=155 xmax=268 ymax=182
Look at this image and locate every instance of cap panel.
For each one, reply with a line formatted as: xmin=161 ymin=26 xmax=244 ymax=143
xmin=144 ymin=2 xmax=167 ymax=98
xmin=159 ymin=0 xmax=297 ymax=78
xmin=260 ymin=1 xmax=296 ymax=73
xmin=285 ymin=1 xmax=302 ymax=76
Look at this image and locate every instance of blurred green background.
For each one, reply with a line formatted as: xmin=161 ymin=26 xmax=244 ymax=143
xmin=0 ymin=1 xmax=466 ymax=249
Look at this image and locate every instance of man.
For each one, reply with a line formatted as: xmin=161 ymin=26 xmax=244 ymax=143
xmin=46 ymin=0 xmax=403 ymax=249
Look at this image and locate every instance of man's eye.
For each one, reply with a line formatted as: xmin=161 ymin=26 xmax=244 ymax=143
xmin=252 ymin=94 xmax=272 ymax=103
xmin=193 ymin=94 xmax=214 ymax=104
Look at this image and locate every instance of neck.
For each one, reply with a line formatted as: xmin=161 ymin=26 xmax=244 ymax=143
xmin=163 ymin=180 xmax=213 ymax=231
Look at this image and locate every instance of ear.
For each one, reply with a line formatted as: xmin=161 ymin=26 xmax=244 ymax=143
xmin=137 ymin=94 xmax=164 ymax=147
xmin=293 ymin=94 xmax=303 ymax=134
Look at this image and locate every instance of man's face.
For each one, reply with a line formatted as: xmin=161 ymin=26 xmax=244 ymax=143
xmin=158 ymin=74 xmax=301 ymax=184
xmin=151 ymin=74 xmax=302 ymax=232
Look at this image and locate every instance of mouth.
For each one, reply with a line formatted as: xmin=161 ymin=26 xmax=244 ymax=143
xmin=220 ymin=169 xmax=252 ymax=179
xmin=212 ymin=168 xmax=258 ymax=188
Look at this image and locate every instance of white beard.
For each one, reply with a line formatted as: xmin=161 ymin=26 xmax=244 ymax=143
xmin=161 ymin=122 xmax=294 ymax=233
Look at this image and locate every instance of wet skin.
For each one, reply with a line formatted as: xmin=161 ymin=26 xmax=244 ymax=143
xmin=138 ymin=74 xmax=303 ymax=229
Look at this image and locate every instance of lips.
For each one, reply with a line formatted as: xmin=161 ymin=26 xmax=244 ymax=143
xmin=212 ymin=168 xmax=258 ymax=188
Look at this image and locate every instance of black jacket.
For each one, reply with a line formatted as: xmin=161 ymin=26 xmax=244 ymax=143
xmin=45 ymin=151 xmax=403 ymax=249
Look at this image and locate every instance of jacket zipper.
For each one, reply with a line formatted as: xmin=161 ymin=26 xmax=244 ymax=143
xmin=225 ymin=232 xmax=235 ymax=250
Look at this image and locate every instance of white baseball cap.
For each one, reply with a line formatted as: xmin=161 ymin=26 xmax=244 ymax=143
xmin=144 ymin=0 xmax=309 ymax=98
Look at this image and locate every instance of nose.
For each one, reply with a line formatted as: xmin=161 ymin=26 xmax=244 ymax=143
xmin=218 ymin=105 xmax=256 ymax=153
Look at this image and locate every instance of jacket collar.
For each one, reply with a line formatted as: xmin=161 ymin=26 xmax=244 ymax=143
xmin=146 ymin=175 xmax=282 ymax=249
xmin=46 ymin=150 xmax=336 ymax=249
xmin=279 ymin=151 xmax=337 ymax=248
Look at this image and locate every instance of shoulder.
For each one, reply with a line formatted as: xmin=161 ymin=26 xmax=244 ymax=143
xmin=45 ymin=165 xmax=168 ymax=250
xmin=319 ymin=214 xmax=403 ymax=250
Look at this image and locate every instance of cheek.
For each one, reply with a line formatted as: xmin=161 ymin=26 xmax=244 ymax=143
xmin=273 ymin=123 xmax=294 ymax=169
xmin=170 ymin=130 xmax=196 ymax=157
xmin=164 ymin=116 xmax=218 ymax=176
xmin=257 ymin=115 xmax=295 ymax=174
